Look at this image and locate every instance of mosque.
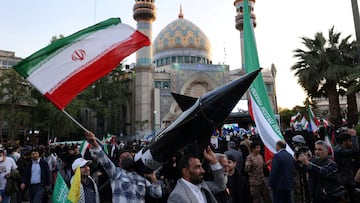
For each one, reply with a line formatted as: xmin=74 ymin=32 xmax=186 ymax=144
xmin=127 ymin=0 xmax=278 ymax=138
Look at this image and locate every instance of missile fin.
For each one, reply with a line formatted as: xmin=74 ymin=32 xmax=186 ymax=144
xmin=171 ymin=93 xmax=198 ymax=111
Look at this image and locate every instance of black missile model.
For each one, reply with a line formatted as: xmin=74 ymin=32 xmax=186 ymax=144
xmin=134 ymin=68 xmax=261 ymax=173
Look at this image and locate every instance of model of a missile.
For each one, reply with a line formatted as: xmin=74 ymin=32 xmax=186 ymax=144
xmin=134 ymin=69 xmax=261 ymax=173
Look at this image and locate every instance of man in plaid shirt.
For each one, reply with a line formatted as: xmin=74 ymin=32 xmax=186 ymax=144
xmin=85 ymin=131 xmax=162 ymax=203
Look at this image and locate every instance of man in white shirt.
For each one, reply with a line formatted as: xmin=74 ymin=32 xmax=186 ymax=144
xmin=168 ymin=146 xmax=226 ymax=203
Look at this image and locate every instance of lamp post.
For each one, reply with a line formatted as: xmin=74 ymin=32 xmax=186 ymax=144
xmin=351 ymin=0 xmax=360 ymax=42
xmin=153 ymin=110 xmax=156 ymax=133
xmin=28 ymin=129 xmax=40 ymax=147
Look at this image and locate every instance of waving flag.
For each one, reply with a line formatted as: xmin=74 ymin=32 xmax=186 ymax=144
xmin=13 ymin=18 xmax=150 ymax=110
xmin=243 ymin=0 xmax=294 ymax=161
xmin=307 ymin=105 xmax=319 ymax=133
xmin=290 ymin=112 xmax=301 ymax=126
xmin=321 ymin=119 xmax=329 ymax=128
xmin=102 ymin=134 xmax=113 ymax=155
xmin=68 ymin=167 xmax=81 ymax=203
xmin=79 ymin=140 xmax=89 ymax=157
xmin=300 ymin=116 xmax=309 ymax=130
xmin=52 ymin=172 xmax=71 ymax=203
xmin=325 ymin=134 xmax=335 ymax=159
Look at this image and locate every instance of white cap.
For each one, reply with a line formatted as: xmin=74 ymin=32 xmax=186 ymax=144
xmin=292 ymin=135 xmax=306 ymax=144
xmin=72 ymin=158 xmax=92 ymax=171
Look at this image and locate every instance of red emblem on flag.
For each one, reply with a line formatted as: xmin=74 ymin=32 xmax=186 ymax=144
xmin=71 ymin=49 xmax=86 ymax=61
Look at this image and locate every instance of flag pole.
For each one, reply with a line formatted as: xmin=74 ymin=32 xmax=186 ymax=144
xmin=62 ymin=110 xmax=88 ymax=132
xmin=61 ymin=110 xmax=104 ymax=145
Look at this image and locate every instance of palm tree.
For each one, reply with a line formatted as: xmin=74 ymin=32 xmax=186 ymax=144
xmin=291 ymin=27 xmax=354 ymax=127
xmin=347 ymin=67 xmax=360 ymax=94
xmin=338 ymin=37 xmax=359 ymax=126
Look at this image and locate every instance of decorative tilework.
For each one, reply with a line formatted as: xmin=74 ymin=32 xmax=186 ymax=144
xmin=153 ymin=18 xmax=211 ymax=55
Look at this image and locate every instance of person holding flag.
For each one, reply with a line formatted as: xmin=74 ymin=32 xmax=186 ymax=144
xmin=68 ymin=158 xmax=100 ymax=203
xmin=85 ymin=131 xmax=162 ymax=202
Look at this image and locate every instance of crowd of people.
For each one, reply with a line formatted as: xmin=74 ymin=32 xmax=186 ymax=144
xmin=0 ymin=123 xmax=359 ymax=203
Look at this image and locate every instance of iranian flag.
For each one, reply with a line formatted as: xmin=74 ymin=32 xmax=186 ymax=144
xmin=290 ymin=112 xmax=301 ymax=126
xmin=102 ymin=133 xmax=113 ymax=155
xmin=79 ymin=140 xmax=89 ymax=157
xmin=325 ymin=135 xmax=335 ymax=159
xmin=300 ymin=116 xmax=309 ymax=130
xmin=13 ymin=18 xmax=150 ymax=110
xmin=243 ymin=0 xmax=294 ymax=162
xmin=307 ymin=105 xmax=320 ymax=133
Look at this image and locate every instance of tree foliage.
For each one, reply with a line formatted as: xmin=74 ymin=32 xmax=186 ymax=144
xmin=291 ymin=26 xmax=358 ymax=127
xmin=0 ymin=69 xmax=35 ymax=143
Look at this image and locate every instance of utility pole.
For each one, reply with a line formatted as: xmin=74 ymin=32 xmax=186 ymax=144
xmin=351 ymin=0 xmax=360 ymax=41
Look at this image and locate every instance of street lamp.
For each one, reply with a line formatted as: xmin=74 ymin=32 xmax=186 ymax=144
xmin=153 ymin=110 xmax=157 ymax=133
xmin=28 ymin=129 xmax=40 ymax=147
xmin=351 ymin=0 xmax=360 ymax=42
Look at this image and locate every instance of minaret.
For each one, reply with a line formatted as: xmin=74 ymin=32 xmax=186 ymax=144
xmin=234 ymin=0 xmax=256 ymax=69
xmin=133 ymin=0 xmax=156 ymax=135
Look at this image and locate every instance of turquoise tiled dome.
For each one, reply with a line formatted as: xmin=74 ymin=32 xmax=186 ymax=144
xmin=153 ymin=16 xmax=212 ymax=66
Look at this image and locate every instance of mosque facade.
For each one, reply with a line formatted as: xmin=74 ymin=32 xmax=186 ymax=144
xmin=129 ymin=0 xmax=278 ymax=138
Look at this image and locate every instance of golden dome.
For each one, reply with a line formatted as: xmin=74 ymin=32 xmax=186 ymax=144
xmin=153 ymin=16 xmax=212 ymax=66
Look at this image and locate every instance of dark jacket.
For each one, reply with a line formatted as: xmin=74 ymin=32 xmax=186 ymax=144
xmin=334 ymin=137 xmax=359 ymax=186
xmin=22 ymin=158 xmax=51 ymax=187
xmin=306 ymin=157 xmax=339 ymax=202
xmin=5 ymin=169 xmax=21 ymax=195
xmin=227 ymin=168 xmax=252 ymax=203
xmin=269 ymin=149 xmax=295 ymax=191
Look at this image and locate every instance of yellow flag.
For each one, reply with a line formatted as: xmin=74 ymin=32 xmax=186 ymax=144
xmin=67 ymin=167 xmax=81 ymax=202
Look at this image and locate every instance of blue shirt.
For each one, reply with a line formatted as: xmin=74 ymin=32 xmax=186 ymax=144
xmin=30 ymin=159 xmax=41 ymax=184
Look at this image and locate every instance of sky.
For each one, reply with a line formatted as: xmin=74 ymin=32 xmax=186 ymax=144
xmin=0 ymin=0 xmax=357 ymax=109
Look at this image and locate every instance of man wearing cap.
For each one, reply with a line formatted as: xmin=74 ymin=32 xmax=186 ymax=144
xmin=291 ymin=134 xmax=311 ymax=203
xmin=71 ymin=157 xmax=100 ymax=203
xmin=85 ymin=131 xmax=162 ymax=203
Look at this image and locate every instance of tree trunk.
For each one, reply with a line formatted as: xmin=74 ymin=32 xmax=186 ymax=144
xmin=328 ymin=83 xmax=342 ymax=127
xmin=347 ymin=91 xmax=359 ymax=126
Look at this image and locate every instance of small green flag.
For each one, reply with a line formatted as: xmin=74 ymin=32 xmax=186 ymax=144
xmin=103 ymin=133 xmax=113 ymax=155
xmin=79 ymin=140 xmax=89 ymax=157
xmin=52 ymin=172 xmax=71 ymax=203
xmin=103 ymin=136 xmax=109 ymax=155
